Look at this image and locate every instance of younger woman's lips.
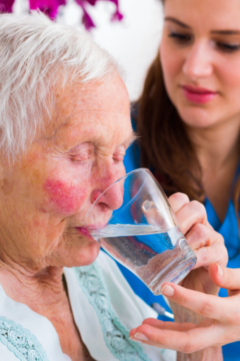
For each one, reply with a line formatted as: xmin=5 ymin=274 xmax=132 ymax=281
xmin=181 ymin=85 xmax=218 ymax=104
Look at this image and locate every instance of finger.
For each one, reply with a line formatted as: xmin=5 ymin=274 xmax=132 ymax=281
xmin=129 ymin=321 xmax=195 ymax=339
xmin=168 ymin=193 xmax=190 ymax=213
xmin=129 ymin=322 xmax=223 ymax=353
xmin=209 ymin=263 xmax=240 ymax=290
xmin=160 ymin=282 xmax=230 ymax=321
xmin=142 ymin=200 xmax=170 ymax=229
xmin=175 ymin=200 xmax=208 ymax=235
xmin=184 ymin=222 xmax=227 ymax=269
xmin=228 ymin=289 xmax=240 ymax=297
xmin=186 ymin=223 xmax=212 ymax=250
xmin=142 ymin=318 xmax=196 ymax=332
xmin=193 ymin=242 xmax=228 ymax=269
xmin=186 ymin=224 xmax=227 ymax=269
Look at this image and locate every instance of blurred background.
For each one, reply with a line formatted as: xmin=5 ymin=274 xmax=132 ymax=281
xmin=13 ymin=0 xmax=163 ymax=100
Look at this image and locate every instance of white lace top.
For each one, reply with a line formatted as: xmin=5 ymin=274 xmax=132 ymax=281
xmin=0 ymin=251 xmax=176 ymax=361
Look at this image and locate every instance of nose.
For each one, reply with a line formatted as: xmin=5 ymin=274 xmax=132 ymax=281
xmin=183 ymin=41 xmax=213 ymax=79
xmin=91 ymin=163 xmax=125 ymax=211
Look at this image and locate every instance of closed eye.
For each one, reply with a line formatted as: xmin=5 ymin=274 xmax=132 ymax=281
xmin=113 ymin=146 xmax=126 ymax=163
xmin=216 ymin=42 xmax=240 ymax=53
xmin=168 ymin=32 xmax=193 ymax=44
xmin=68 ymin=143 xmax=94 ymax=163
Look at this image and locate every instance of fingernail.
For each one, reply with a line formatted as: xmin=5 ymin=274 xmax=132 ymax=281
xmin=134 ymin=333 xmax=148 ymax=341
xmin=216 ymin=264 xmax=223 ymax=276
xmin=161 ymin=285 xmax=174 ymax=297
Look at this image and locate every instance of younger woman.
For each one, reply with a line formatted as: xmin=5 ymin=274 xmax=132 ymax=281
xmin=123 ymin=0 xmax=240 ymax=359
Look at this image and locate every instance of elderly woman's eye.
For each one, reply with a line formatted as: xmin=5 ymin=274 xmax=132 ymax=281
xmin=113 ymin=145 xmax=126 ymax=163
xmin=68 ymin=144 xmax=94 ymax=162
xmin=70 ymin=152 xmax=91 ymax=162
xmin=70 ymin=154 xmax=89 ymax=162
xmin=113 ymin=152 xmax=125 ymax=163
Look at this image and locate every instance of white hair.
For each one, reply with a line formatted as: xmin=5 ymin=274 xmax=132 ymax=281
xmin=0 ymin=12 xmax=119 ymax=160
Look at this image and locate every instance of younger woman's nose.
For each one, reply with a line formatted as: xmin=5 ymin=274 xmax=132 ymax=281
xmin=183 ymin=42 xmax=213 ymax=79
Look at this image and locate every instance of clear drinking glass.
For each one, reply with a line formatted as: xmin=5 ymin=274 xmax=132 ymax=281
xmin=85 ymin=168 xmax=197 ymax=295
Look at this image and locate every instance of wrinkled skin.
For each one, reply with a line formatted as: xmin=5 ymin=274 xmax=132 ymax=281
xmin=0 ymin=70 xmax=229 ymax=360
xmin=0 ymin=73 xmax=133 ymax=272
xmin=0 ymin=73 xmax=133 ymax=361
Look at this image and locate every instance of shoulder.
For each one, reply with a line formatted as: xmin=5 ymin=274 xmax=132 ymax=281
xmin=0 ymin=284 xmax=68 ymax=361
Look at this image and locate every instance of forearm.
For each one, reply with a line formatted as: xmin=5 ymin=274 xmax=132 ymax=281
xmin=169 ymin=301 xmax=223 ymax=361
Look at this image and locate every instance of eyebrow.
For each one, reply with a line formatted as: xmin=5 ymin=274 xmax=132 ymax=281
xmin=211 ymin=30 xmax=240 ymax=35
xmin=123 ymin=132 xmax=137 ymax=148
xmin=164 ymin=17 xmax=240 ymax=35
xmin=164 ymin=17 xmax=190 ymax=29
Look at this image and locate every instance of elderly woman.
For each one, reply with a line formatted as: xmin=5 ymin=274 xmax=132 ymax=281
xmin=0 ymin=12 xmax=227 ymax=361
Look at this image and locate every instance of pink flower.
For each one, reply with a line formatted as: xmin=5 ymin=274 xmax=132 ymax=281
xmin=0 ymin=0 xmax=123 ymax=29
xmin=29 ymin=0 xmax=66 ymax=19
xmin=76 ymin=0 xmax=123 ymax=30
xmin=82 ymin=7 xmax=96 ymax=30
xmin=108 ymin=0 xmax=123 ymax=21
xmin=0 ymin=0 xmax=15 ymax=13
xmin=75 ymin=0 xmax=96 ymax=30
xmin=84 ymin=0 xmax=98 ymax=5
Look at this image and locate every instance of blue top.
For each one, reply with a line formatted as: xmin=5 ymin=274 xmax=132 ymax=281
xmin=119 ymin=132 xmax=240 ymax=361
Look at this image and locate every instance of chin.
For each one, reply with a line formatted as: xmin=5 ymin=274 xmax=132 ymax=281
xmin=79 ymin=241 xmax=101 ymax=266
xmin=62 ymin=240 xmax=101 ymax=268
xmin=178 ymin=106 xmax=218 ymax=129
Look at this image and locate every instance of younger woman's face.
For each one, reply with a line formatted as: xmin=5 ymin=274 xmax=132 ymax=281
xmin=160 ymin=0 xmax=240 ymax=129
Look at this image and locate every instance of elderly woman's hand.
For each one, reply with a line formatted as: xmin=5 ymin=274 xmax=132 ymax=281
xmin=129 ymin=264 xmax=240 ymax=355
xmin=130 ymin=193 xmax=228 ymax=360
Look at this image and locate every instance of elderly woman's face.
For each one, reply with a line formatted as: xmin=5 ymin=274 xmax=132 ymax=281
xmin=0 ymin=74 xmax=132 ymax=270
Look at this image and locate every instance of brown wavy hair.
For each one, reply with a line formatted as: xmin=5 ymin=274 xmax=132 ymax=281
xmin=136 ymin=53 xmax=240 ymax=241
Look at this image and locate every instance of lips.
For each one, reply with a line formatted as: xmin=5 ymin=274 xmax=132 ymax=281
xmin=77 ymin=223 xmax=108 ymax=238
xmin=76 ymin=227 xmax=92 ymax=238
xmin=181 ymin=85 xmax=218 ymax=104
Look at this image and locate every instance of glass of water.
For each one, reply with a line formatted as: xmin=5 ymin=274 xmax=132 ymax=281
xmin=85 ymin=168 xmax=197 ymax=295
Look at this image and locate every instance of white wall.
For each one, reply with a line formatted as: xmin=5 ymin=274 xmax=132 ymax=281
xmin=90 ymin=0 xmax=163 ymax=101
xmin=14 ymin=0 xmax=164 ymax=100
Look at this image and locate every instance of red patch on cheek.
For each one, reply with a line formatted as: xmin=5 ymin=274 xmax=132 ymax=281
xmin=43 ymin=179 xmax=86 ymax=214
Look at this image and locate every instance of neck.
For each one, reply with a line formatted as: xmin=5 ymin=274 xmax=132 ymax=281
xmin=0 ymin=257 xmax=65 ymax=310
xmin=186 ymin=118 xmax=240 ymax=171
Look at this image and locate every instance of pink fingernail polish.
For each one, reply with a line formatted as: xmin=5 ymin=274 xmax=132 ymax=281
xmin=161 ymin=285 xmax=174 ymax=297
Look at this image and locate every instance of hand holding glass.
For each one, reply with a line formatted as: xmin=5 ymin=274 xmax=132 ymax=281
xmin=85 ymin=169 xmax=197 ymax=295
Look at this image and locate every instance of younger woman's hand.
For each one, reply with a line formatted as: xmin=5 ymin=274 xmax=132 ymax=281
xmin=168 ymin=193 xmax=228 ymax=296
xmin=129 ymin=264 xmax=240 ymax=353
xmin=130 ymin=193 xmax=228 ymax=360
